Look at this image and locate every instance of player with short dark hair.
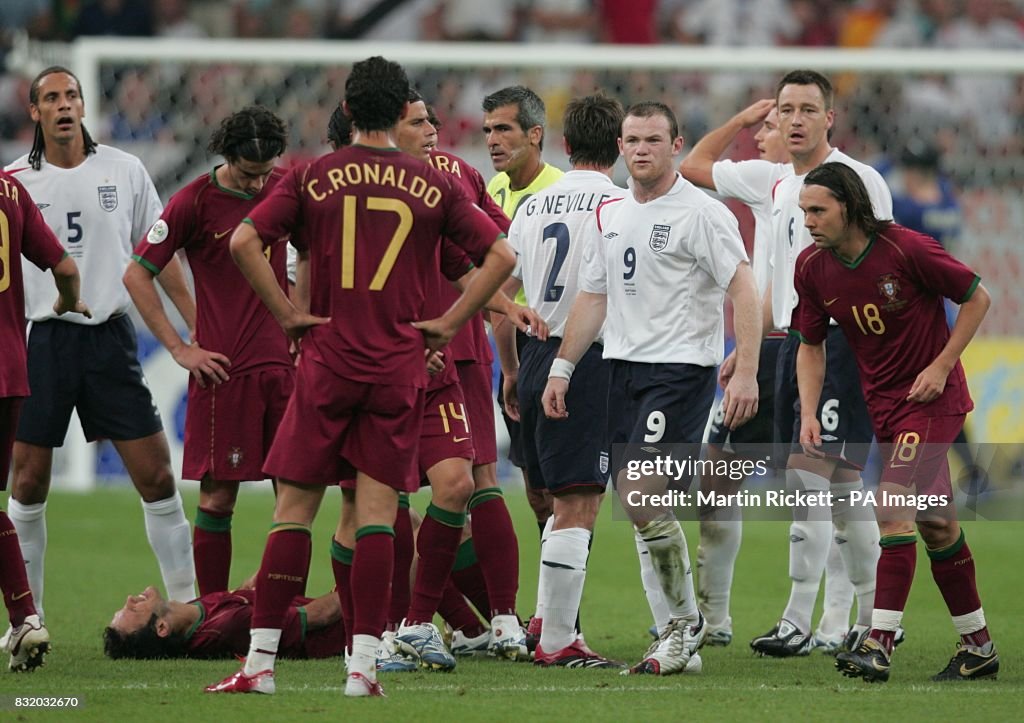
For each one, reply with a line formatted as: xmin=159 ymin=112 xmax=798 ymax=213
xmin=0 ymin=169 xmax=89 ymax=671
xmin=792 ymin=162 xmax=997 ymax=683
xmin=6 ymin=66 xmax=198 ymax=629
xmin=124 ymin=106 xmax=293 ymax=597
xmin=543 ymin=101 xmax=762 ymax=675
xmin=497 ymin=93 xmax=625 ymax=669
xmin=204 ymin=56 xmax=514 ymax=698
xmin=104 ymin=584 xmax=343 ymax=660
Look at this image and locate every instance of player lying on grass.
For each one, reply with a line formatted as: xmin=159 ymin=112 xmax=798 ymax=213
xmin=103 ymin=584 xmax=343 ymax=660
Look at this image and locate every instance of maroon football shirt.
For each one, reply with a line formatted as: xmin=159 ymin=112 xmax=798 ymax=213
xmin=428 ymin=149 xmax=510 ymax=364
xmin=0 ymin=171 xmax=67 ymax=397
xmin=132 ymin=168 xmax=292 ymax=376
xmin=247 ymin=145 xmax=503 ymax=387
xmin=184 ymin=589 xmax=341 ymax=659
xmin=791 ymin=223 xmax=978 ymax=419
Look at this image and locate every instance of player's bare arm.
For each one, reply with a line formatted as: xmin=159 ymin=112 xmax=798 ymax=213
xmin=454 ymin=267 xmax=549 ymax=340
xmin=679 ymin=98 xmax=775 ymax=190
xmin=154 ymin=252 xmax=197 ymax=334
xmin=796 ymin=340 xmax=826 ymax=458
xmin=230 ymin=221 xmax=329 ymax=341
xmin=908 ymin=283 xmax=991 ymax=403
xmin=413 ymin=236 xmax=515 ymax=352
xmin=124 ymin=260 xmax=231 ymax=388
xmin=290 ymin=247 xmax=311 ymax=313
xmin=50 ymin=254 xmax=91 ymax=318
xmin=722 ymin=262 xmax=761 ymax=429
xmin=542 ymin=289 xmax=607 ymax=420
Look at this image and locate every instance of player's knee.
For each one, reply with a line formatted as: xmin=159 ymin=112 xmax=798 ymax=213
xmin=436 ymin=474 xmax=474 ymax=511
xmin=917 ymin=518 xmax=957 ymax=548
xmin=138 ymin=466 xmax=177 ymax=502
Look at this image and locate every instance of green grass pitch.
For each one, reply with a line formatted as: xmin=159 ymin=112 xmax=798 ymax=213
xmin=0 ymin=486 xmax=1021 ymax=721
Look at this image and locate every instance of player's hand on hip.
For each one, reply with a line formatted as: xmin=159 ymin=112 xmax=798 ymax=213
xmin=510 ymin=306 xmax=549 ymax=341
xmin=53 ymin=296 xmax=92 ymax=319
xmin=799 ymin=415 xmax=825 ymax=458
xmin=717 ymin=349 xmax=737 ymax=390
xmin=173 ymin=342 xmax=231 ymax=388
xmin=907 ymin=362 xmax=948 ymax=403
xmin=412 ymin=317 xmax=457 ymax=353
xmin=425 ymin=349 xmax=446 ymax=375
xmin=503 ymin=372 xmax=520 ymax=422
xmin=282 ymin=310 xmax=331 ymax=342
xmin=722 ymin=373 xmax=758 ymax=429
xmin=542 ymin=377 xmax=569 ymax=420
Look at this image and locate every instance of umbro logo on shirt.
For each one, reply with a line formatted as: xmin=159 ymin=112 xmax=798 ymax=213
xmin=604 ymin=232 xmax=619 ymax=239
xmin=36 ymin=203 xmax=50 ymax=210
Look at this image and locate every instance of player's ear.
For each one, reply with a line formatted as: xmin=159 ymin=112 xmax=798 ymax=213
xmin=528 ymin=124 xmax=543 ymax=148
xmin=562 ymin=136 xmax=571 ymax=157
xmin=155 ymin=618 xmax=172 ymax=638
xmin=672 ymin=135 xmax=684 ymax=155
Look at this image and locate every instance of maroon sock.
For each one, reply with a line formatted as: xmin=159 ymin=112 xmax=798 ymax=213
xmin=388 ymin=505 xmax=414 ymax=628
xmin=451 ymin=541 xmax=491 ymax=619
xmin=0 ymin=511 xmax=36 ymax=627
xmin=928 ymin=531 xmax=990 ymax=648
xmin=330 ymin=539 xmax=354 ymax=653
xmin=351 ymin=527 xmax=394 ymax=637
xmin=406 ymin=504 xmax=464 ymax=625
xmin=251 ymin=526 xmax=311 ymax=629
xmin=469 ymin=489 xmax=519 ymax=617
xmin=437 ymin=579 xmax=487 ymax=637
xmin=193 ymin=507 xmax=232 ymax=595
xmin=868 ymin=534 xmax=916 ymax=653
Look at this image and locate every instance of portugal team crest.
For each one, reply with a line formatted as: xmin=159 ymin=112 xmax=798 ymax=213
xmin=228 ymin=447 xmax=244 ymax=469
xmin=649 ymin=224 xmax=671 ymax=252
xmin=877 ymin=273 xmax=900 ymax=303
xmin=98 ymin=185 xmax=118 ymax=212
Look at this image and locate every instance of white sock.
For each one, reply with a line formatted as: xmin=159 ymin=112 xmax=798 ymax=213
xmin=635 ymin=530 xmax=670 ymax=634
xmin=534 ymin=515 xmax=554 ymax=621
xmin=538 ymin=527 xmax=589 ymax=653
xmin=638 ymin=519 xmax=698 ymax=624
xmin=816 ymin=533 xmax=854 ymax=639
xmin=141 ymin=491 xmax=196 ymax=601
xmin=8 ymin=499 xmax=46 ymax=621
xmin=780 ymin=468 xmax=832 ymax=633
xmin=871 ymin=608 xmax=903 ymax=632
xmin=831 ymin=488 xmax=880 ymax=629
xmin=245 ymin=628 xmax=280 ymax=675
xmin=349 ymin=634 xmax=379 ymax=680
xmin=697 ymin=516 xmax=741 ymax=630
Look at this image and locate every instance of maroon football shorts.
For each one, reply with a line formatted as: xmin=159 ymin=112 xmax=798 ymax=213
xmin=419 ymin=380 xmax=474 ymax=475
xmin=455 ymin=360 xmax=496 ymax=466
xmin=182 ymin=367 xmax=294 ymax=482
xmin=264 ymin=356 xmax=424 ymax=492
xmin=877 ymin=409 xmax=965 ymax=495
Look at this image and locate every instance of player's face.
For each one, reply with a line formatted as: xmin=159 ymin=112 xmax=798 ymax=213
xmin=225 ymin=157 xmax=277 ymax=196
xmin=29 ymin=72 xmax=85 ymax=146
xmin=777 ymin=83 xmax=834 ymax=160
xmin=754 ymin=108 xmax=788 ymax=163
xmin=800 ymin=183 xmax=848 ymax=249
xmin=109 ymin=585 xmax=168 ymax=634
xmin=483 ymin=104 xmax=538 ymax=174
xmin=618 ymin=113 xmax=683 ymax=186
xmin=396 ymin=100 xmax=436 ymax=161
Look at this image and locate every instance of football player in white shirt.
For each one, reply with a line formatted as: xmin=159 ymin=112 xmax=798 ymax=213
xmin=5 ymin=67 xmax=197 ymax=623
xmin=750 ymin=70 xmax=890 ymax=658
xmin=497 ymin=93 xmax=625 ymax=669
xmin=543 ymin=102 xmax=762 ymax=675
xmin=681 ymin=100 xmax=858 ymax=652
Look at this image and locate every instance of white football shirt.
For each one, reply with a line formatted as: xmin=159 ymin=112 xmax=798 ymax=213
xmin=507 ymin=170 xmax=623 ymax=338
xmin=769 ymin=148 xmax=892 ymax=330
xmin=712 ymin=158 xmax=792 ymax=298
xmin=578 ymin=174 xmax=749 ymax=366
xmin=7 ymin=145 xmax=162 ymax=324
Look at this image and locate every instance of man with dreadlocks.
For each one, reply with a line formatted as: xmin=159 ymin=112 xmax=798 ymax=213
xmin=4 ymin=66 xmax=197 ymax=626
xmin=125 ymin=106 xmax=294 ymax=596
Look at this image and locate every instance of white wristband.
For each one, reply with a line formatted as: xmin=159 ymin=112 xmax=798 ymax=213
xmin=548 ymin=358 xmax=575 ymax=381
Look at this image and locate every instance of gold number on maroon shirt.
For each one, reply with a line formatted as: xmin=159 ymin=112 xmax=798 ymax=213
xmin=339 ymin=196 xmax=413 ymax=291
xmin=890 ymin=431 xmax=920 ymax=463
xmin=851 ymin=303 xmax=886 ymax=335
xmin=0 ymin=210 xmax=10 ymax=293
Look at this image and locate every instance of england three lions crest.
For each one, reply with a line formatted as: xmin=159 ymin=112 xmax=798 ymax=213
xmin=98 ymin=185 xmax=118 ymax=212
xmin=649 ymin=224 xmax=671 ymax=252
xmin=877 ymin=273 xmax=900 ymax=303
